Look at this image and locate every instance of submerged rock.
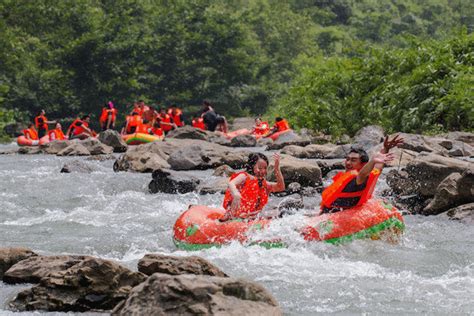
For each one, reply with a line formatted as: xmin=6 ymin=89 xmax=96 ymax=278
xmin=9 ymin=257 xmax=146 ymax=312
xmin=112 ymin=273 xmax=281 ymax=316
xmin=60 ymin=160 xmax=98 ymax=173
xmin=0 ymin=248 xmax=37 ymax=280
xmin=148 ymin=169 xmax=200 ymax=194
xmin=138 ymin=254 xmax=228 ymax=277
xmin=446 ymin=203 xmax=474 ymax=223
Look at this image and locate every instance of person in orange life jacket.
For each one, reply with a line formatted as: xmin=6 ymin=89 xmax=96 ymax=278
xmin=124 ymin=112 xmax=143 ymax=134
xmin=150 ymin=121 xmax=163 ymax=136
xmin=48 ymin=123 xmax=66 ymax=141
xmin=320 ymin=135 xmax=404 ymax=214
xmin=252 ymin=117 xmax=270 ymax=136
xmin=69 ymin=115 xmax=93 ymax=140
xmin=201 ymin=100 xmax=228 ymax=133
xmin=34 ymin=110 xmax=56 ymax=139
xmin=192 ymin=117 xmax=206 ymax=130
xmin=99 ymin=102 xmax=117 ymax=131
xmin=158 ymin=108 xmax=176 ymax=135
xmin=266 ymin=117 xmax=290 ymax=138
xmin=23 ymin=123 xmax=39 ymax=140
xmin=220 ymin=152 xmax=285 ymax=221
xmin=168 ymin=106 xmax=185 ymax=127
xmin=142 ymin=106 xmax=158 ymax=127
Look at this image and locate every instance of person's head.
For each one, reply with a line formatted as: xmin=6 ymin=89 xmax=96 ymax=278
xmin=55 ymin=123 xmax=62 ymax=129
xmin=275 ymin=117 xmax=283 ymax=122
xmin=345 ymin=148 xmax=369 ymax=171
xmin=132 ymin=111 xmax=139 ymax=116
xmin=108 ymin=101 xmax=114 ymax=109
xmin=255 ymin=117 xmax=262 ymax=125
xmin=159 ymin=108 xmax=166 ymax=114
xmin=202 ymin=100 xmax=211 ymax=111
xmin=245 ymin=153 xmax=269 ymax=179
xmin=39 ymin=109 xmax=45 ymax=116
xmin=81 ymin=115 xmax=90 ymax=122
xmin=28 ymin=123 xmax=35 ymax=129
xmin=138 ymin=100 xmax=145 ymax=107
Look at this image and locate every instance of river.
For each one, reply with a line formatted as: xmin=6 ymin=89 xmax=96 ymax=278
xmin=0 ymin=145 xmax=473 ymax=315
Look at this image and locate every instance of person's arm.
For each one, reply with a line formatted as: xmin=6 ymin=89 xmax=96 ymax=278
xmin=374 ymin=134 xmax=404 ymax=170
xmin=356 ymin=152 xmax=395 ymax=185
xmin=267 ymin=153 xmax=285 ymax=193
xmin=221 ymin=173 xmax=247 ymax=221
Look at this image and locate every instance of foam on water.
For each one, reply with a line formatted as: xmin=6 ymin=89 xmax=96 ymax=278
xmin=0 ymin=152 xmax=473 ymax=315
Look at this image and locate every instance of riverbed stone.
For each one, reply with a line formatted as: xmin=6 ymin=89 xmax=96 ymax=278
xmin=268 ymin=155 xmax=322 ymax=187
xmin=9 ymin=257 xmax=146 ymax=312
xmin=229 ymin=134 xmax=257 ymax=147
xmin=60 ymin=160 xmax=98 ymax=173
xmin=353 ymin=125 xmax=384 ymax=151
xmin=18 ymin=146 xmax=42 ymax=155
xmin=167 ymin=125 xmax=209 ymax=141
xmin=267 ymin=130 xmax=310 ymax=150
xmin=138 ymin=254 xmax=228 ymax=277
xmin=80 ymin=138 xmax=114 ymax=155
xmin=111 ymin=273 xmax=281 ymax=316
xmin=98 ymin=130 xmax=128 ymax=153
xmin=41 ymin=140 xmax=72 ymax=154
xmin=445 ymin=131 xmax=474 ymax=146
xmin=213 ymin=165 xmax=235 ymax=177
xmin=57 ymin=143 xmax=91 ymax=156
xmin=0 ymin=248 xmax=37 ymax=280
xmin=149 ymin=169 xmax=200 ymax=194
xmin=446 ymin=203 xmax=474 ymax=223
xmin=197 ymin=177 xmax=228 ymax=195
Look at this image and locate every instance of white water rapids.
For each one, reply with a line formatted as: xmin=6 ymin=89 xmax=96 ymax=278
xmin=0 ymin=144 xmax=473 ymax=315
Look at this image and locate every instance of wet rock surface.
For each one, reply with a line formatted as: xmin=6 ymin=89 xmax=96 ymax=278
xmin=138 ymin=254 xmax=228 ymax=277
xmin=229 ymin=134 xmax=257 ymax=147
xmin=98 ymin=130 xmax=128 ymax=153
xmin=149 ymin=169 xmax=200 ymax=194
xmin=112 ymin=273 xmax=281 ymax=316
xmin=0 ymin=248 xmax=37 ymax=280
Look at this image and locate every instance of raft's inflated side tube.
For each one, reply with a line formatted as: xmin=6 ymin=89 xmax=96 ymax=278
xmin=17 ymin=135 xmax=49 ymax=147
xmin=224 ymin=128 xmax=252 ymax=139
xmin=173 ymin=205 xmax=282 ymax=250
xmin=266 ymin=129 xmax=292 ymax=141
xmin=173 ymin=200 xmax=404 ymax=250
xmin=122 ymin=133 xmax=163 ymax=145
xmin=301 ymin=199 xmax=404 ymax=244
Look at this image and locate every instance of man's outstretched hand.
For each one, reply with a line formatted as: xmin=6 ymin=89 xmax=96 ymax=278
xmin=382 ymin=134 xmax=404 ymax=153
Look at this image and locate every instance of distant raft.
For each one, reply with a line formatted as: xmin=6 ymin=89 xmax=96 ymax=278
xmin=16 ymin=135 xmax=49 ymax=147
xmin=122 ymin=133 xmax=163 ymax=145
xmin=173 ymin=199 xmax=404 ymax=250
xmin=223 ymin=128 xmax=293 ymax=141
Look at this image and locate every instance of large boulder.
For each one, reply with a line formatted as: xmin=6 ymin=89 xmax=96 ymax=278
xmin=18 ymin=146 xmax=42 ymax=155
xmin=353 ymin=125 xmax=384 ymax=151
xmin=267 ymin=130 xmax=310 ymax=150
xmin=41 ymin=140 xmax=72 ymax=154
xmin=167 ymin=144 xmax=217 ymax=170
xmin=446 ymin=203 xmax=474 ymax=223
xmin=213 ymin=165 xmax=235 ymax=177
xmin=114 ymin=150 xmax=170 ymax=172
xmin=60 ymin=160 xmax=98 ymax=173
xmin=395 ymin=133 xmax=448 ymax=155
xmin=230 ymin=134 xmax=257 ymax=147
xmin=369 ymin=144 xmax=419 ymax=167
xmin=423 ymin=169 xmax=474 ymax=215
xmin=80 ymin=138 xmax=114 ymax=155
xmin=112 ymin=273 xmax=281 ymax=316
xmin=0 ymin=248 xmax=37 ymax=280
xmin=281 ymin=144 xmax=338 ymax=159
xmin=446 ymin=131 xmax=474 ymax=146
xmin=9 ymin=257 xmax=146 ymax=312
xmin=148 ymin=169 xmax=200 ymax=194
xmin=325 ymin=144 xmax=352 ymax=159
xmin=167 ymin=125 xmax=209 ymax=141
xmin=98 ymin=130 xmax=128 ymax=153
xmin=220 ymin=151 xmax=249 ymax=169
xmin=314 ymin=159 xmax=345 ymax=177
xmin=3 ymin=255 xmax=89 ymax=284
xmin=268 ymin=155 xmax=322 ymax=187
xmin=57 ymin=143 xmax=91 ymax=156
xmin=138 ymin=254 xmax=227 ymax=277
xmin=197 ymin=177 xmax=229 ymax=195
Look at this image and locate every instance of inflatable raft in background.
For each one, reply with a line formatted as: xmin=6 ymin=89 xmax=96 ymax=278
xmin=173 ymin=199 xmax=404 ymax=250
xmin=223 ymin=128 xmax=293 ymax=141
xmin=16 ymin=135 xmax=50 ymax=147
xmin=122 ymin=133 xmax=163 ymax=145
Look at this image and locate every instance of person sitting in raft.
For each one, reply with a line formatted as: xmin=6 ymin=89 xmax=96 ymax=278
xmin=266 ymin=117 xmax=290 ymax=138
xmin=220 ymin=152 xmax=285 ymax=221
xmin=23 ymin=123 xmax=39 ymax=140
xmin=320 ymin=135 xmax=404 ymax=214
xmin=34 ymin=109 xmax=57 ymax=139
xmin=123 ymin=112 xmax=143 ymax=134
xmin=168 ymin=106 xmax=185 ymax=127
xmin=201 ymin=100 xmax=228 ymax=133
xmin=48 ymin=123 xmax=66 ymax=141
xmin=68 ymin=115 xmax=94 ymax=140
xmin=192 ymin=116 xmax=206 ymax=130
xmin=252 ymin=117 xmax=270 ymax=136
xmin=158 ymin=108 xmax=176 ymax=135
xmin=99 ymin=102 xmax=117 ymax=131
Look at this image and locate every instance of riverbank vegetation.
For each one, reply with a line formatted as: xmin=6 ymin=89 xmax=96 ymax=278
xmin=0 ymin=0 xmax=472 ymax=137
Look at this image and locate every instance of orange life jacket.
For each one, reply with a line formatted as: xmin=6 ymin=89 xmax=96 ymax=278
xmin=222 ymin=171 xmax=269 ymax=219
xmin=254 ymin=121 xmax=270 ymax=136
xmin=171 ymin=109 xmax=184 ymax=127
xmin=23 ymin=128 xmax=39 ymax=140
xmin=48 ymin=128 xmax=65 ymax=140
xmin=192 ymin=118 xmax=206 ymax=130
xmin=321 ymin=169 xmax=381 ymax=212
xmin=274 ymin=119 xmax=290 ymax=132
xmin=159 ymin=114 xmax=173 ymax=132
xmin=136 ymin=123 xmax=149 ymax=134
xmin=67 ymin=119 xmax=81 ymax=136
xmin=151 ymin=126 xmax=163 ymax=136
xmin=34 ymin=115 xmax=48 ymax=130
xmin=127 ymin=115 xmax=142 ymax=129
xmin=72 ymin=120 xmax=89 ymax=136
xmin=99 ymin=108 xmax=117 ymax=124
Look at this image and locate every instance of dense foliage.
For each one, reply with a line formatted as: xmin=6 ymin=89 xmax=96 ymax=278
xmin=0 ymin=0 xmax=472 ymax=136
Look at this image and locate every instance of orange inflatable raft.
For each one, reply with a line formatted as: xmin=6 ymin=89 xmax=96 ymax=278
xmin=122 ymin=133 xmax=163 ymax=145
xmin=223 ymin=128 xmax=293 ymax=141
xmin=173 ymin=199 xmax=404 ymax=250
xmin=16 ymin=135 xmax=50 ymax=147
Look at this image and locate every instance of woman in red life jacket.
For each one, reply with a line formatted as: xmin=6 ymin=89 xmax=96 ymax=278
xmin=23 ymin=123 xmax=39 ymax=140
xmin=158 ymin=108 xmax=176 ymax=135
xmin=192 ymin=117 xmax=206 ymax=130
xmin=252 ymin=117 xmax=270 ymax=136
xmin=124 ymin=112 xmax=143 ymax=134
xmin=48 ymin=123 xmax=66 ymax=141
xmin=68 ymin=115 xmax=93 ymax=140
xmin=99 ymin=102 xmax=117 ymax=131
xmin=221 ymin=152 xmax=285 ymax=221
xmin=34 ymin=109 xmax=56 ymax=139
xmin=320 ymin=135 xmax=404 ymax=214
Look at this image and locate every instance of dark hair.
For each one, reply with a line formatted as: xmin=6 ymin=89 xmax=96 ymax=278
xmin=245 ymin=153 xmax=269 ymax=175
xmin=203 ymin=100 xmax=211 ymax=106
xmin=349 ymin=148 xmax=369 ymax=163
xmin=275 ymin=117 xmax=283 ymax=122
xmin=81 ymin=115 xmax=90 ymax=120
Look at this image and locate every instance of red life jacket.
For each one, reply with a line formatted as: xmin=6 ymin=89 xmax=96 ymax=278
xmin=34 ymin=115 xmax=48 ymax=130
xmin=151 ymin=127 xmax=163 ymax=136
xmin=23 ymin=128 xmax=39 ymax=140
xmin=48 ymin=128 xmax=65 ymax=140
xmin=172 ymin=109 xmax=184 ymax=127
xmin=72 ymin=120 xmax=89 ymax=136
xmin=222 ymin=171 xmax=269 ymax=219
xmin=254 ymin=121 xmax=270 ymax=136
xmin=321 ymin=169 xmax=381 ymax=212
xmin=126 ymin=115 xmax=142 ymax=133
xmin=159 ymin=114 xmax=173 ymax=132
xmin=67 ymin=119 xmax=81 ymax=137
xmin=192 ymin=118 xmax=206 ymax=130
xmin=274 ymin=119 xmax=290 ymax=132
